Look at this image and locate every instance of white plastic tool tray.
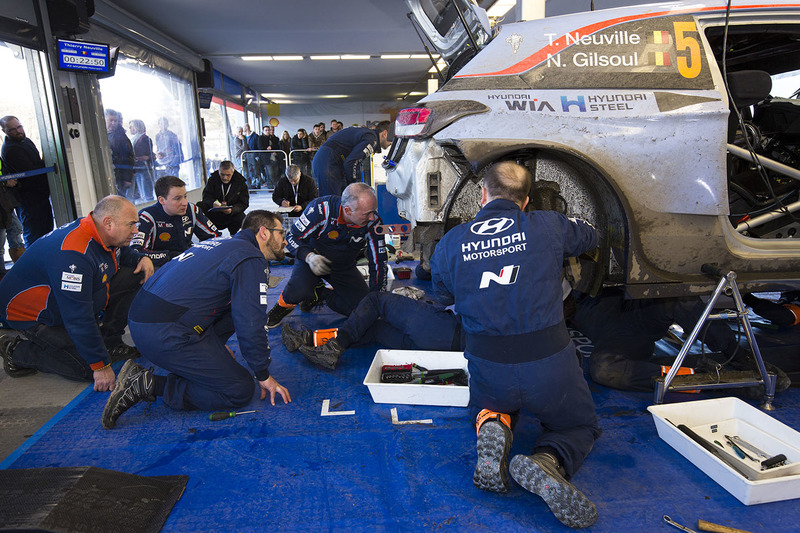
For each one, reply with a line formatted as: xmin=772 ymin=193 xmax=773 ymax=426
xmin=648 ymin=397 xmax=800 ymax=505
xmin=363 ymin=349 xmax=469 ymax=407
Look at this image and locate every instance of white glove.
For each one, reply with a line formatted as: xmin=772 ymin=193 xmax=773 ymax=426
xmin=305 ymin=252 xmax=332 ymax=276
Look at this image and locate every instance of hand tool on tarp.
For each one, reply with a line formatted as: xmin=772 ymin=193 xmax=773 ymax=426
xmin=697 ymin=519 xmax=753 ymax=533
xmin=209 ymin=410 xmax=257 ymax=421
xmin=381 ymin=364 xmax=468 ymax=385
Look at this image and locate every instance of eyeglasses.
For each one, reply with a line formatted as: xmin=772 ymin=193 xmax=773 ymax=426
xmin=266 ymin=227 xmax=285 ymax=236
xmin=5 ymin=124 xmax=23 ymax=133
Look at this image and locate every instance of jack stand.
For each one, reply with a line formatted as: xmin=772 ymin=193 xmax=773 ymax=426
xmin=653 ymin=264 xmax=777 ymax=410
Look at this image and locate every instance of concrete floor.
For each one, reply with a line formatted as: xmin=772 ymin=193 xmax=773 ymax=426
xmin=0 ymin=191 xmax=279 ymax=463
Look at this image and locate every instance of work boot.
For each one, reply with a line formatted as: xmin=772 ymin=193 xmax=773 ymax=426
xmin=0 ymin=334 xmax=36 ymax=378
xmin=108 ymin=343 xmax=141 ymax=362
xmin=266 ymin=301 xmax=295 ymax=328
xmin=281 ymin=323 xmax=312 ymax=352
xmin=299 ymin=285 xmax=332 ymax=313
xmin=299 ymin=338 xmax=343 ymax=369
xmin=473 ymin=410 xmax=513 ymax=493
xmin=509 ymin=453 xmax=598 ymax=529
xmin=102 ymin=360 xmax=156 ymax=429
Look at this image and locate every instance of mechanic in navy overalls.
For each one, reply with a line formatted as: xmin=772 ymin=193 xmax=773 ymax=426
xmin=101 ymin=210 xmax=291 ymax=429
xmin=266 ymin=183 xmax=388 ymax=328
xmin=131 ymin=176 xmax=220 ymax=267
xmin=280 ymin=291 xmax=465 ymax=369
xmin=431 ymin=161 xmax=601 ymax=529
xmin=311 ymin=121 xmax=392 ymax=197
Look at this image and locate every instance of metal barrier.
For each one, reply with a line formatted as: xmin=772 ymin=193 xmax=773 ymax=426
xmin=241 ymin=150 xmax=288 ymax=191
xmin=288 ymin=148 xmax=317 ymax=180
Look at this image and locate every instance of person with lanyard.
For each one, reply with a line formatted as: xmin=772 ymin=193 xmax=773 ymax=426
xmin=272 ymin=164 xmax=318 ymax=214
xmin=197 ymin=160 xmax=249 ymax=235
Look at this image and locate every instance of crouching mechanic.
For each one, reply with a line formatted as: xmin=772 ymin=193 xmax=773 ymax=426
xmin=266 ymin=182 xmax=387 ymax=327
xmin=131 ymin=176 xmax=220 ymax=267
xmin=431 ymin=161 xmax=600 ymax=529
xmin=102 ymin=210 xmax=291 ymax=429
xmin=0 ymin=196 xmax=153 ymax=389
xmin=281 ymin=291 xmax=464 ymax=369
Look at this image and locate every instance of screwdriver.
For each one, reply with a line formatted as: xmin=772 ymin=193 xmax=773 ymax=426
xmin=209 ymin=410 xmax=257 ymax=421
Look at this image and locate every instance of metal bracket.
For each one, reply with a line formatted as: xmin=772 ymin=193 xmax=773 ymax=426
xmin=653 ymin=266 xmax=777 ymax=410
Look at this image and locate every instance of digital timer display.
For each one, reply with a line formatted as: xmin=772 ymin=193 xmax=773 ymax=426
xmin=57 ymin=39 xmax=110 ymax=73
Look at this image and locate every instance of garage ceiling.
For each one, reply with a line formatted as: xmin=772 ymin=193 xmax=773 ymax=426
xmin=95 ymin=0 xmax=634 ymax=105
xmin=100 ymin=0 xmax=443 ymax=105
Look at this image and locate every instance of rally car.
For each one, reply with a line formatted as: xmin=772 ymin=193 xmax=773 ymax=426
xmin=384 ymin=0 xmax=800 ymax=298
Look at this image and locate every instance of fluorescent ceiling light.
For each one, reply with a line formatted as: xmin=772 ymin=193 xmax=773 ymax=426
xmin=341 ymin=54 xmax=370 ymax=60
xmin=487 ymin=0 xmax=515 ymax=17
xmin=311 ymin=55 xmax=340 ymax=60
xmin=410 ymin=54 xmax=433 ymax=59
xmin=261 ymin=93 xmax=288 ymax=98
xmin=323 ymin=95 xmax=347 ymax=99
xmin=242 ymin=55 xmax=272 ymax=61
xmin=272 ymin=99 xmax=297 ymax=104
xmin=428 ymin=59 xmax=447 ymax=73
xmin=381 ymin=54 xmax=410 ymax=60
xmin=408 ymin=91 xmax=426 ymax=96
xmin=272 ymin=55 xmax=304 ymax=61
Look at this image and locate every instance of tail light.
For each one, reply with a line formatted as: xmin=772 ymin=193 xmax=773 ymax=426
xmin=395 ymin=108 xmax=433 ymax=138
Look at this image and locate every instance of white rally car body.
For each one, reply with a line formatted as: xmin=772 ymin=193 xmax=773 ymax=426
xmin=386 ymin=0 xmax=800 ymax=297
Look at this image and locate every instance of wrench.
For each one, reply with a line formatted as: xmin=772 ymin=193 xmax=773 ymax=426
xmin=663 ymin=515 xmax=697 ymax=533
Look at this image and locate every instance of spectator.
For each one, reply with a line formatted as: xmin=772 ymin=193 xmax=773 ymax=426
xmin=233 ymin=127 xmax=247 ymax=172
xmin=311 ymin=120 xmax=392 ymax=196
xmin=308 ymin=123 xmax=327 ymax=150
xmin=242 ymin=124 xmax=259 ymax=188
xmin=0 ymin=115 xmax=50 ymax=250
xmin=0 ymin=195 xmax=154 ymax=387
xmin=291 ymin=128 xmax=309 ymax=151
xmin=272 ymin=164 xmax=318 ymax=214
xmin=131 ymin=176 xmax=220 ymax=268
xmin=128 ymin=119 xmax=156 ymax=202
xmin=280 ymin=130 xmax=292 ymax=155
xmin=197 ymin=160 xmax=249 ymax=235
xmin=155 ymin=117 xmax=182 ymax=178
xmin=104 ymin=110 xmax=135 ymax=200
xmin=330 ymin=119 xmax=342 ymax=134
xmin=259 ymin=125 xmax=281 ymax=188
xmin=0 ymin=160 xmax=25 ymax=276
xmin=291 ymin=128 xmax=312 ymax=177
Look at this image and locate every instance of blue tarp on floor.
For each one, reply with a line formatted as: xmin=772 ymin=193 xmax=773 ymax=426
xmin=2 ymin=263 xmax=800 ymax=532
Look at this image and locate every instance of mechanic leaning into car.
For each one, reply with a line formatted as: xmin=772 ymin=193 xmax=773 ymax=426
xmin=430 ymin=161 xmax=601 ymax=529
xmin=570 ymin=287 xmax=791 ymax=395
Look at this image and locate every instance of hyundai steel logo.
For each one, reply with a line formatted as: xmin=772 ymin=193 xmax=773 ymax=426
xmin=470 ymin=217 xmax=514 ymax=236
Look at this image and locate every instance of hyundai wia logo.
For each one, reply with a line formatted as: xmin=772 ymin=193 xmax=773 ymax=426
xmin=470 ymin=217 xmax=514 ymax=236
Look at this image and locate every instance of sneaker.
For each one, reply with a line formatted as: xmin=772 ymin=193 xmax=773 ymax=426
xmin=299 ymin=338 xmax=343 ymax=369
xmin=0 ymin=335 xmax=36 ymax=378
xmin=108 ymin=343 xmax=141 ymax=362
xmin=281 ymin=323 xmax=312 ymax=352
xmin=473 ymin=410 xmax=513 ymax=493
xmin=509 ymin=453 xmax=598 ymax=529
xmin=299 ymin=285 xmax=332 ymax=313
xmin=101 ymin=360 xmax=155 ymax=429
xmin=266 ymin=302 xmax=295 ymax=328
